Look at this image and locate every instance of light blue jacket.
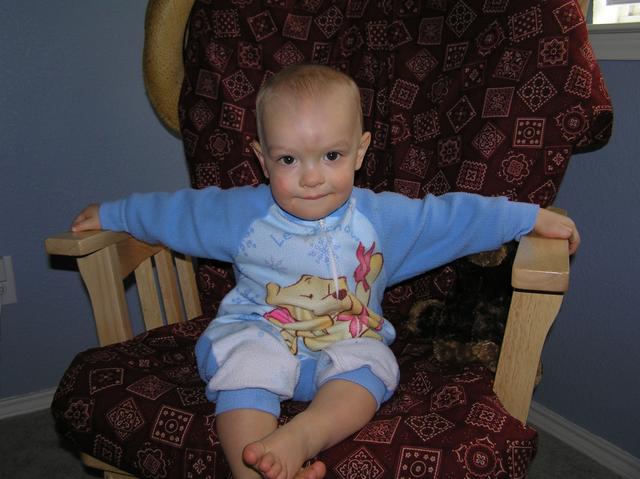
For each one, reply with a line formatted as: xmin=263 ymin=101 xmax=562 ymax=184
xmin=100 ymin=185 xmax=538 ymax=356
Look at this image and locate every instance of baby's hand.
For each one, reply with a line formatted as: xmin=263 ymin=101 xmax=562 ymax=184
xmin=71 ymin=204 xmax=102 ymax=232
xmin=533 ymin=208 xmax=580 ymax=255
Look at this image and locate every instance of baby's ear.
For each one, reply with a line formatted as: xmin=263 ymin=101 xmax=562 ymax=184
xmin=251 ymin=140 xmax=269 ymax=178
xmin=355 ymin=132 xmax=371 ymax=171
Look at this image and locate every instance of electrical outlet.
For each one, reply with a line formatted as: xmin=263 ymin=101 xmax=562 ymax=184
xmin=0 ymin=256 xmax=6 ymax=282
xmin=0 ymin=256 xmax=17 ymax=305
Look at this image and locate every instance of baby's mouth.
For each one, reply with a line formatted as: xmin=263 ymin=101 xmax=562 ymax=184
xmin=301 ymin=193 xmax=329 ymax=200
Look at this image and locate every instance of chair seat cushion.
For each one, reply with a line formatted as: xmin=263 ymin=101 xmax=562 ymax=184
xmin=52 ymin=317 xmax=537 ymax=478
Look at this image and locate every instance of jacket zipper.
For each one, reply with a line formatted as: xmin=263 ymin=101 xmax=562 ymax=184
xmin=319 ymin=218 xmax=341 ymax=302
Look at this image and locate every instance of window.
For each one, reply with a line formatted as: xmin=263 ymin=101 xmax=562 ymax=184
xmin=592 ymin=0 xmax=640 ymax=25
xmin=588 ymin=0 xmax=640 ymax=59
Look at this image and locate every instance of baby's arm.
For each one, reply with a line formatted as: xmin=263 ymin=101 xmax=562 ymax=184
xmin=533 ymin=208 xmax=580 ymax=255
xmin=67 ymin=186 xmax=271 ymax=260
xmin=71 ymin=204 xmax=102 ymax=232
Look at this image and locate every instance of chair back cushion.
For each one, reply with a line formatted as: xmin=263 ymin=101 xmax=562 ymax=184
xmin=178 ymin=0 xmax=612 ymax=321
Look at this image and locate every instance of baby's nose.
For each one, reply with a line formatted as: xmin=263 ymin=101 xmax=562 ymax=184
xmin=300 ymin=164 xmax=324 ymax=187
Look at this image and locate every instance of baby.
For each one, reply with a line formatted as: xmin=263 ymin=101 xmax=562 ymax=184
xmin=72 ymin=64 xmax=580 ymax=479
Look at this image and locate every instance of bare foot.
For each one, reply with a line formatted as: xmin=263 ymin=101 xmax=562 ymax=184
xmin=241 ymin=380 xmax=375 ymax=479
xmin=243 ymin=431 xmax=326 ymax=479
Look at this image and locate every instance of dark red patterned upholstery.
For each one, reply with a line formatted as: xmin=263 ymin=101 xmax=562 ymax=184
xmin=179 ymin=0 xmax=612 ymax=320
xmin=53 ymin=318 xmax=537 ymax=478
xmin=51 ymin=0 xmax=612 ymax=477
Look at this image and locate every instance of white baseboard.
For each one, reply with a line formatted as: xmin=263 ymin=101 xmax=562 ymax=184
xmin=0 ymin=387 xmax=56 ymax=420
xmin=529 ymin=401 xmax=640 ymax=479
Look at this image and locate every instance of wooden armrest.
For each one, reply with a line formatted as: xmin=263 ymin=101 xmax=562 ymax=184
xmin=46 ymin=231 xmax=164 ymax=280
xmin=495 ymin=226 xmax=570 ymax=422
xmin=47 ymin=230 xmax=200 ymax=345
xmin=512 ymin=233 xmax=569 ymax=292
xmin=45 ymin=230 xmax=132 ymax=257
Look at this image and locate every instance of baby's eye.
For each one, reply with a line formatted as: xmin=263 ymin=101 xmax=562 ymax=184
xmin=278 ymin=155 xmax=296 ymax=166
xmin=325 ymin=151 xmax=341 ymax=161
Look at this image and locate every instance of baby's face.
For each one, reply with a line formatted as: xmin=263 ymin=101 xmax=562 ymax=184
xmin=253 ymin=86 xmax=370 ymax=221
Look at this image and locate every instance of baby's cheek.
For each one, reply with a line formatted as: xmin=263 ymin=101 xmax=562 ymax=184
xmin=273 ymin=176 xmax=296 ymax=195
xmin=269 ymin=179 xmax=296 ymax=207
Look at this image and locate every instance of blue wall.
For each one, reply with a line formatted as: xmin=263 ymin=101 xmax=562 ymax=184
xmin=534 ymin=59 xmax=640 ymax=458
xmin=1 ymin=0 xmax=638 ymax=461
xmin=0 ymin=1 xmax=188 ymax=397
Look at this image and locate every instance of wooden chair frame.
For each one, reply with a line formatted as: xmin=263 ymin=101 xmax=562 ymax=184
xmin=46 ymin=225 xmax=568 ymax=478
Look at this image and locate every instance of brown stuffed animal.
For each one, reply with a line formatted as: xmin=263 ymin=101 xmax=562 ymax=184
xmin=405 ymin=244 xmax=513 ymax=363
xmin=405 ymin=243 xmax=542 ymax=385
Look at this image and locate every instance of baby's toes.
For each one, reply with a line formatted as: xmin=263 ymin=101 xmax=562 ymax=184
xmin=242 ymin=442 xmax=264 ymax=467
xmin=258 ymin=452 xmax=280 ymax=476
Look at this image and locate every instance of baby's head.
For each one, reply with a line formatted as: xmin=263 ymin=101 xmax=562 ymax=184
xmin=252 ymin=64 xmax=371 ymax=221
xmin=255 ymin=64 xmax=364 ymax=144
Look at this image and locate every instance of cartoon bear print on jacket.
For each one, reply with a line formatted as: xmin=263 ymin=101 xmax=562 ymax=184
xmin=264 ymin=243 xmax=384 ymax=354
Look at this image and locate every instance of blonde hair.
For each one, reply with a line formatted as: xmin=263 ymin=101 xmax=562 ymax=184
xmin=255 ymin=64 xmax=363 ymax=143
